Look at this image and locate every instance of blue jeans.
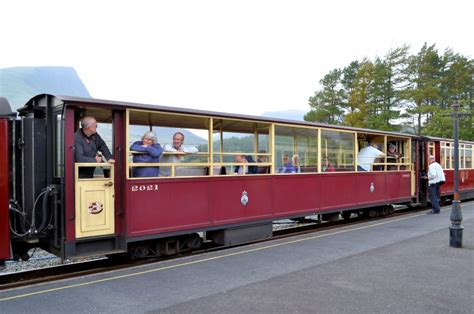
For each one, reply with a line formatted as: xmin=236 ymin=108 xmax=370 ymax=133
xmin=357 ymin=166 xmax=366 ymax=171
xmin=429 ymin=184 xmax=440 ymax=213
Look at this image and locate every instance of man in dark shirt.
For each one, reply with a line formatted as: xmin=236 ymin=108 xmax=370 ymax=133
xmin=74 ymin=116 xmax=115 ymax=178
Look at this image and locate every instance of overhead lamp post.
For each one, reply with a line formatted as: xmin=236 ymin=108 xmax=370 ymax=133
xmin=449 ymin=101 xmax=463 ymax=248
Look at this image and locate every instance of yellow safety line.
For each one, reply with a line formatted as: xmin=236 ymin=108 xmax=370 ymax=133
xmin=0 ymin=210 xmax=449 ymax=302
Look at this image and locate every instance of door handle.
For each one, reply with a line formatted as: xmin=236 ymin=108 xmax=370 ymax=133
xmin=104 ymin=182 xmax=114 ymax=187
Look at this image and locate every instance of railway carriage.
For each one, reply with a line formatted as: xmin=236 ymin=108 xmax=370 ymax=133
xmin=1 ymin=94 xmax=473 ymax=264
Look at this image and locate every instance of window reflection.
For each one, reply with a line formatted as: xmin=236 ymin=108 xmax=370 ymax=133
xmin=321 ymin=130 xmax=355 ymax=172
xmin=275 ymin=126 xmax=317 ymax=173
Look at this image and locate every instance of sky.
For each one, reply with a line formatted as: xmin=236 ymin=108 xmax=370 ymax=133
xmin=1 ymin=0 xmax=473 ymax=116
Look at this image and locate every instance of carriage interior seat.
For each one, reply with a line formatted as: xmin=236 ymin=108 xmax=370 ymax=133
xmin=300 ymin=167 xmax=317 ymax=173
xmin=209 ymin=166 xmax=227 ymax=176
xmin=175 ymin=167 xmax=209 ymax=176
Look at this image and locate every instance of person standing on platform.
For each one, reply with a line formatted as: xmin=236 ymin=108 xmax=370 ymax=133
xmin=74 ymin=116 xmax=115 ymax=178
xmin=427 ymin=155 xmax=445 ymax=214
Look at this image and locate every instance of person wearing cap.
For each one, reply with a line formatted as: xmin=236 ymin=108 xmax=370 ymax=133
xmin=130 ymin=131 xmax=163 ymax=177
xmin=74 ymin=116 xmax=115 ymax=178
xmin=387 ymin=143 xmax=402 ymax=170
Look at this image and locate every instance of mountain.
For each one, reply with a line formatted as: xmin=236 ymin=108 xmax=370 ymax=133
xmin=0 ymin=66 xmax=91 ymax=109
xmin=0 ymin=67 xmax=308 ymax=143
xmin=261 ymin=109 xmax=306 ymax=121
xmin=129 ymin=126 xmax=207 ymax=146
xmin=0 ymin=66 xmax=205 ymax=145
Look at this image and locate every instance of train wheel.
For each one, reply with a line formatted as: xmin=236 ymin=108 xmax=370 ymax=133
xmin=386 ymin=205 xmax=394 ymax=215
xmin=129 ymin=245 xmax=150 ymax=259
xmin=367 ymin=209 xmax=378 ymax=218
xmin=341 ymin=211 xmax=352 ymax=220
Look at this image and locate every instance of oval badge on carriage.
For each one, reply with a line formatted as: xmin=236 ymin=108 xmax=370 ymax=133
xmin=88 ymin=201 xmax=104 ymax=214
xmin=241 ymin=191 xmax=249 ymax=206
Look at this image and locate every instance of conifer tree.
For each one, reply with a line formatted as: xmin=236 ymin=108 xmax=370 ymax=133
xmin=305 ymin=69 xmax=344 ymax=124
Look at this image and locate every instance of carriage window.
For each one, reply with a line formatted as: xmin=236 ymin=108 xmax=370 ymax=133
xmin=212 ymin=119 xmax=270 ymax=175
xmin=322 ymin=130 xmax=355 ymax=172
xmin=428 ymin=142 xmax=435 ymax=159
xmin=274 ymin=126 xmax=317 ymax=174
xmin=441 ymin=142 xmax=474 ymax=170
xmin=441 ymin=142 xmax=452 ymax=169
xmin=128 ymin=110 xmax=209 ymax=178
xmin=73 ymin=108 xmax=115 ymax=179
xmin=466 ymin=145 xmax=472 ymax=169
xmin=53 ymin=112 xmax=64 ymax=178
xmin=386 ymin=137 xmax=410 ymax=171
xmin=458 ymin=143 xmax=474 ymax=169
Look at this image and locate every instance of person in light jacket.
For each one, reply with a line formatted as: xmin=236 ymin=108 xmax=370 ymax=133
xmin=159 ymin=132 xmax=198 ymax=176
xmin=426 ymin=155 xmax=445 ymax=214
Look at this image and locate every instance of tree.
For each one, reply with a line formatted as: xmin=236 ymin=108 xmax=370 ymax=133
xmin=305 ymin=69 xmax=344 ymax=124
xmin=306 ymin=43 xmax=473 ymax=140
xmin=423 ymin=50 xmax=474 ymax=140
xmin=344 ymin=59 xmax=373 ymax=128
xmin=366 ymin=46 xmax=409 ymax=131
xmin=402 ymin=43 xmax=442 ymax=135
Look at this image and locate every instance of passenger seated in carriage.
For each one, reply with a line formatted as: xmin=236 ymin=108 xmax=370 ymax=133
xmin=291 ymin=155 xmax=301 ymax=173
xmin=387 ymin=143 xmax=402 ymax=170
xmin=234 ymin=154 xmax=258 ymax=174
xmin=130 ymin=131 xmax=163 ymax=177
xmin=322 ymin=156 xmax=335 ymax=172
xmin=278 ymin=155 xmax=298 ymax=173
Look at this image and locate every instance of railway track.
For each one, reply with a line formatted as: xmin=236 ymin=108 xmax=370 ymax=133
xmin=0 ymin=203 xmax=442 ymax=290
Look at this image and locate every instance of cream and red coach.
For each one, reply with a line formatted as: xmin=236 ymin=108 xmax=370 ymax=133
xmin=1 ymin=94 xmax=473 ymax=264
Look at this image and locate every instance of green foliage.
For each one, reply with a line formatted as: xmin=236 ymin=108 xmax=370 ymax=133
xmin=306 ymin=43 xmax=474 ymax=140
xmin=306 ymin=69 xmax=345 ymax=124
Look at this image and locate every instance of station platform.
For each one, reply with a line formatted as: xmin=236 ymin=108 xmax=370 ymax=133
xmin=1 ymin=203 xmax=473 ymax=313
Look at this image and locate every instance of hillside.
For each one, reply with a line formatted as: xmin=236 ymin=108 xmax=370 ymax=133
xmin=0 ymin=66 xmax=91 ymax=109
xmin=0 ymin=67 xmax=307 ymax=144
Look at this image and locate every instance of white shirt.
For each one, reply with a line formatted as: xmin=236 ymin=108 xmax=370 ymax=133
xmin=428 ymin=161 xmax=445 ymax=185
xmin=357 ymin=145 xmax=385 ymax=171
xmin=159 ymin=143 xmax=198 ymax=176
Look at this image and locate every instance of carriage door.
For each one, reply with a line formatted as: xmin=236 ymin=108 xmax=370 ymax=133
xmin=73 ymin=115 xmax=117 ymax=239
xmin=74 ymin=163 xmax=115 ymax=238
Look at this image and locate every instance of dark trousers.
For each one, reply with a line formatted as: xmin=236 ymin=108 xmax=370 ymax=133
xmin=429 ymin=184 xmax=441 ymax=213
